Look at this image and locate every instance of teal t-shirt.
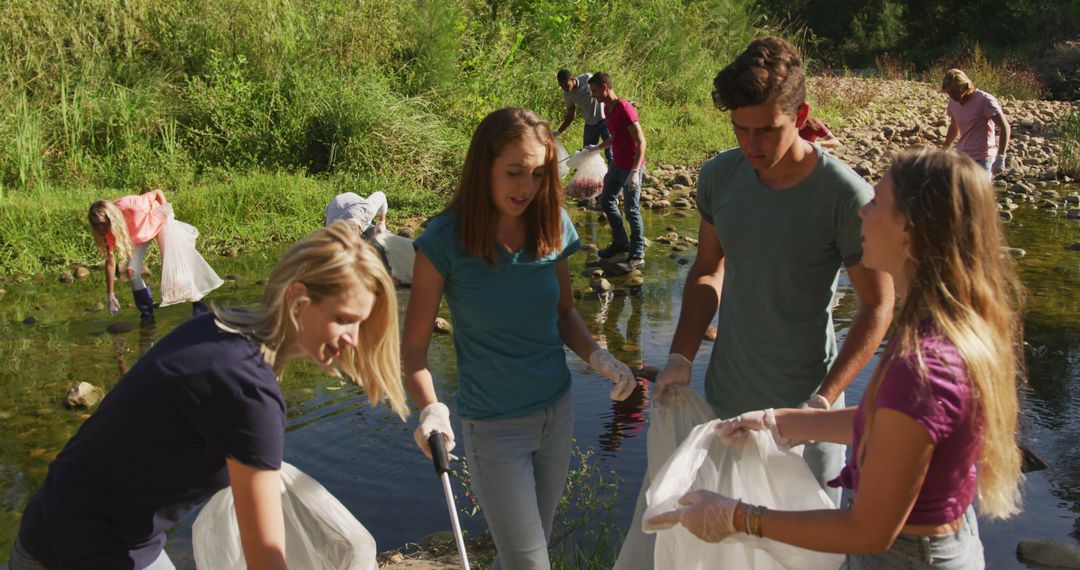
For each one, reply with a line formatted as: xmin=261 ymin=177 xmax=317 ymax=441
xmin=414 ymin=209 xmax=582 ymax=420
xmin=696 ymin=144 xmax=872 ymax=419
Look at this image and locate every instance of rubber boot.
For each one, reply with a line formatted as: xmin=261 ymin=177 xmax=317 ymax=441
xmin=132 ymin=287 xmax=155 ymax=325
xmin=191 ymin=300 xmax=209 ymax=316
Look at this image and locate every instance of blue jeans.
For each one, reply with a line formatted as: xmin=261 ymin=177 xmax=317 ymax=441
xmin=600 ymin=166 xmax=645 ymax=259
xmin=846 ymin=506 xmax=984 ymax=569
xmin=463 ymin=391 xmax=574 ymax=570
xmin=583 ymin=120 xmax=612 ymax=163
xmin=973 ymin=157 xmax=994 ymax=181
xmin=9 ymin=536 xmax=176 ymax=570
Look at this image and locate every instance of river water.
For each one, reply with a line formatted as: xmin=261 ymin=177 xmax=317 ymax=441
xmin=1 ymin=189 xmax=1077 ymax=568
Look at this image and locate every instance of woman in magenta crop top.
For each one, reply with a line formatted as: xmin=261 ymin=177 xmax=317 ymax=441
xmin=646 ymin=147 xmax=1025 ymax=568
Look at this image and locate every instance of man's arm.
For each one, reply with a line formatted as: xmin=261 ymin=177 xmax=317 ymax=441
xmin=669 ymin=218 xmax=725 ymax=360
xmin=814 ymin=263 xmax=893 ymax=404
xmin=992 ymin=112 xmax=1010 ymax=158
xmin=627 ymin=121 xmax=646 ymax=170
xmin=554 ymin=104 xmax=576 ymax=136
xmin=942 ymin=116 xmax=958 ymax=149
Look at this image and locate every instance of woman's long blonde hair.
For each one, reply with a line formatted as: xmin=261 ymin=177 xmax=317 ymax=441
xmin=88 ymin=200 xmax=133 ymax=262
xmin=858 ymin=147 xmax=1024 ymax=519
xmin=215 ymin=221 xmax=408 ymax=420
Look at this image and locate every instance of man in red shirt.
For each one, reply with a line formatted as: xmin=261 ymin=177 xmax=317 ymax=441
xmin=587 ymin=72 xmax=648 ymax=269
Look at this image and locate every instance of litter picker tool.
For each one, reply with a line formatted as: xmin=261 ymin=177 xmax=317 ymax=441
xmin=429 ymin=432 xmax=471 ymax=570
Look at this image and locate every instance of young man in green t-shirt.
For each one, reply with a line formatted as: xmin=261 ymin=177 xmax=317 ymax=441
xmin=654 ymin=37 xmax=894 ymax=503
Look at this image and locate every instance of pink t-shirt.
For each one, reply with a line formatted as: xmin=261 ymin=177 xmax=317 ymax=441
xmin=947 ymin=89 xmax=1004 ymax=160
xmin=829 ymin=327 xmax=983 ymax=525
xmin=605 ymin=99 xmax=644 ymax=170
xmin=112 ymin=192 xmax=167 ymax=246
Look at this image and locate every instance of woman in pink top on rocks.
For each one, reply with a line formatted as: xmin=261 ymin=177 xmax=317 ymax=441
xmin=89 ymin=189 xmax=219 ymax=324
xmin=941 ymin=69 xmax=1011 ymax=180
xmin=647 ymin=147 xmax=1025 ymax=569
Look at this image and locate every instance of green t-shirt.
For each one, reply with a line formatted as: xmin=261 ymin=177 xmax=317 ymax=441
xmin=414 ymin=209 xmax=582 ymax=420
xmin=696 ymin=145 xmax=872 ymax=419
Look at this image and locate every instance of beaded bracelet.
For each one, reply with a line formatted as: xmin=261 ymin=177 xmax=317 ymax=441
xmin=749 ymin=505 xmax=767 ymax=537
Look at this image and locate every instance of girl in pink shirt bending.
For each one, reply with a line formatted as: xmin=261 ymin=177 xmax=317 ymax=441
xmin=89 ymin=189 xmax=221 ymax=324
xmin=647 ymin=147 xmax=1024 ymax=569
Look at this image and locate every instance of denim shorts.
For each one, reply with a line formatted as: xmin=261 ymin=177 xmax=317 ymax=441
xmin=845 ymin=506 xmax=985 ymax=569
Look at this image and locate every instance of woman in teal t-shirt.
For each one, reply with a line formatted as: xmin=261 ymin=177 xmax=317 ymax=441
xmin=403 ymin=107 xmax=637 ymax=569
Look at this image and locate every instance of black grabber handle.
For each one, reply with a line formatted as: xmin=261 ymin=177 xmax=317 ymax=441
xmin=429 ymin=431 xmax=451 ymax=476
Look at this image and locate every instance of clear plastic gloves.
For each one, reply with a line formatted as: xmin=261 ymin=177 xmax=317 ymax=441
xmin=644 ymin=489 xmax=739 ymax=543
xmin=107 ymin=293 xmax=121 ymax=316
xmin=413 ymin=402 xmax=455 ymax=460
xmin=654 ymin=353 xmax=692 ymax=407
xmin=589 ymin=348 xmax=637 ymax=401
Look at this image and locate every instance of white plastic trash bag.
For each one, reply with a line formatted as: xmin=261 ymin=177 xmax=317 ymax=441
xmin=564 ymin=148 xmax=607 ymax=199
xmin=158 ymin=210 xmax=223 ymax=307
xmin=555 ymin=138 xmax=570 ymax=180
xmin=643 ymin=414 xmax=843 ymax=569
xmin=194 ymin=462 xmax=378 ymax=570
xmin=613 ymin=386 xmax=716 ymax=570
xmin=373 ymin=231 xmax=415 ymax=285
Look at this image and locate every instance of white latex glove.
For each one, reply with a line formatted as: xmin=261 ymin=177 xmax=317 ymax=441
xmin=107 ymin=293 xmax=120 ymax=316
xmin=800 ymin=393 xmax=830 ymax=410
xmin=715 ymin=408 xmax=796 ymax=449
xmin=589 ymin=348 xmax=637 ymax=401
xmin=629 ymin=168 xmax=643 ymax=189
xmin=653 ymin=353 xmax=692 ymax=407
xmin=992 ymin=153 xmax=1006 ymax=174
xmin=583 ymin=144 xmax=599 ymax=153
xmin=644 ymin=490 xmax=739 ymax=543
xmin=413 ymin=402 xmax=456 ymax=460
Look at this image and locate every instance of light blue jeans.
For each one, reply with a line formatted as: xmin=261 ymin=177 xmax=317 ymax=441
xmin=463 ymin=391 xmax=574 ymax=570
xmin=8 ymin=535 xmax=176 ymax=570
xmin=846 ymin=506 xmax=984 ymax=569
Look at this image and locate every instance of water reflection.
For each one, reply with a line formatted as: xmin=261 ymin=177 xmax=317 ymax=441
xmin=590 ymin=290 xmax=650 ymax=453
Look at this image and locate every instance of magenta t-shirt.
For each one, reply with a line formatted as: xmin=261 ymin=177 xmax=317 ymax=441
xmin=605 ymin=99 xmax=644 ymax=170
xmin=947 ymin=89 xmax=1004 ymax=161
xmin=829 ymin=327 xmax=983 ymax=525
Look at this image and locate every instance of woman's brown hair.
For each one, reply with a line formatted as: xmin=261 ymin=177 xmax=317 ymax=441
xmin=448 ymin=107 xmax=564 ymax=264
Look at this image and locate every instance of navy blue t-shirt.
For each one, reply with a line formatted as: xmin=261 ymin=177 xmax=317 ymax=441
xmin=18 ymin=313 xmax=285 ymax=569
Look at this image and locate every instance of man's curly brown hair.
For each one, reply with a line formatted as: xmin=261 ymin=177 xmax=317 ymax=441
xmin=711 ymin=37 xmax=805 ymax=116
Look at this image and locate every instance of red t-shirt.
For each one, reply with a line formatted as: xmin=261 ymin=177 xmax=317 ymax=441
xmin=799 ymin=121 xmax=831 ymax=143
xmin=605 ymin=99 xmax=644 ymax=170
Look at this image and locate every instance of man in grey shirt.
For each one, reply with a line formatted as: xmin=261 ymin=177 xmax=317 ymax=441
xmin=554 ymin=69 xmax=611 ymax=162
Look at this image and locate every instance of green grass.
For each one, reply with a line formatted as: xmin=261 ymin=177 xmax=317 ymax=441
xmin=1059 ymin=113 xmax=1080 ymax=178
xmin=0 ymin=0 xmax=761 ymax=276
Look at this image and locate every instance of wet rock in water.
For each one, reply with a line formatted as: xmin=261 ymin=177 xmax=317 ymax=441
xmin=672 ymin=198 xmax=694 ymax=209
xmin=586 ymin=268 xmax=604 ymax=279
xmin=74 ymin=265 xmax=91 ymax=279
xmin=651 ymin=200 xmax=671 ymax=210
xmin=627 ymin=275 xmax=644 ymax=287
xmin=1038 ymin=199 xmax=1060 ymax=209
xmin=673 ymin=244 xmax=688 ymax=252
xmin=59 ymin=272 xmax=74 ymax=284
xmin=88 ymin=302 xmax=105 ymax=313
xmin=673 ymin=172 xmax=693 ymax=186
xmin=1000 ymin=211 xmax=1014 ymax=222
xmin=106 ymin=321 xmax=135 ymax=335
xmin=581 ymin=243 xmax=599 ymax=253
xmin=1002 ymin=247 xmax=1027 ymax=258
xmin=655 ymin=232 xmax=679 ymax=244
xmin=673 ymin=211 xmax=691 ymax=219
xmin=23 ymin=316 xmax=37 ymax=326
xmin=591 ymin=278 xmax=613 ymax=293
xmin=65 ymin=382 xmax=104 ymax=409
xmin=433 ymin=318 xmax=453 ymax=335
xmin=1017 ymin=539 xmax=1080 ymax=569
xmin=1065 ymin=194 xmax=1080 ymax=206
xmin=705 ymin=326 xmax=718 ymax=341
xmin=1067 ymin=208 xmax=1080 ymax=220
xmin=1068 ymin=242 xmax=1080 ymax=251
xmin=677 ymin=258 xmax=690 ymax=265
xmin=224 ymin=274 xmax=240 ymax=282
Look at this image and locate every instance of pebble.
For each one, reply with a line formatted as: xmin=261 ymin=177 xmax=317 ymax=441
xmin=434 ymin=317 xmax=453 ymax=334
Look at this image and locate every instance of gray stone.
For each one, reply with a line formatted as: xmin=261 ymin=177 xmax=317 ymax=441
xmin=673 ymin=173 xmax=693 ymax=186
xmin=591 ymin=278 xmax=612 ymax=293
xmin=73 ymin=265 xmax=91 ymax=279
xmin=651 ymin=200 xmax=671 ymax=210
xmin=65 ymin=382 xmax=104 ymax=408
xmin=59 ymin=272 xmax=74 ymax=284
xmin=434 ymin=317 xmax=453 ymax=334
xmin=581 ymin=243 xmax=598 ymax=253
xmin=1068 ymin=242 xmax=1080 ymax=251
xmin=1067 ymin=208 xmax=1080 ymax=220
xmin=1002 ymin=247 xmax=1027 ymax=258
xmin=1017 ymin=539 xmax=1080 ymax=569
